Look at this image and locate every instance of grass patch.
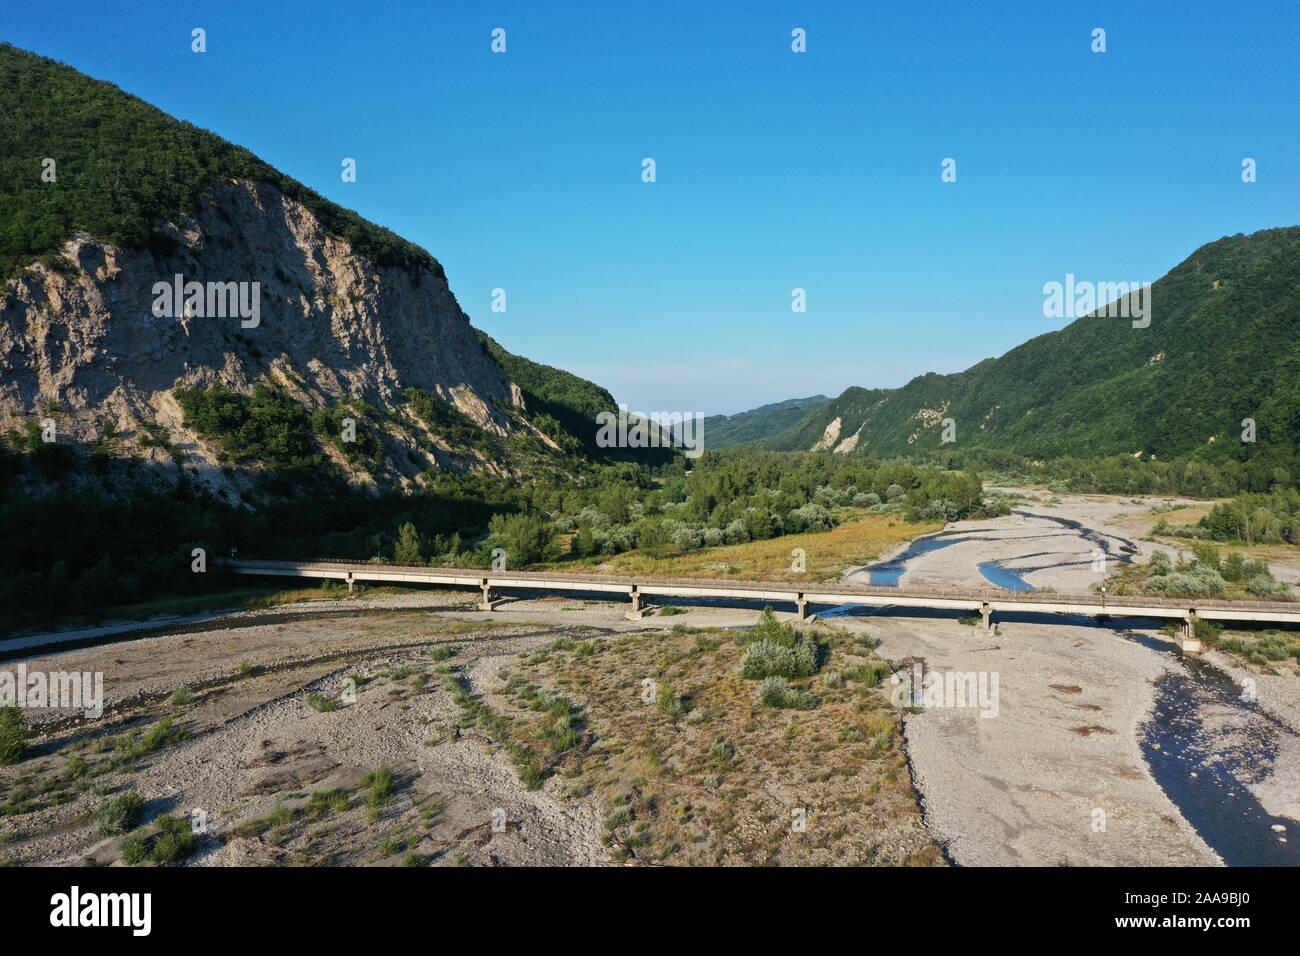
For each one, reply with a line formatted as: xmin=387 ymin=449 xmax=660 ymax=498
xmin=0 ymin=707 xmax=24 ymax=764
xmin=305 ymin=692 xmax=338 ymax=713
xmin=95 ymin=792 xmax=145 ymax=836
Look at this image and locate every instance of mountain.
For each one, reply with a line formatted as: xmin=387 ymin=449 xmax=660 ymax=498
xmin=697 ymin=395 xmax=829 ymax=449
xmin=0 ymin=44 xmax=663 ymax=499
xmin=766 ymin=226 xmax=1300 ymax=471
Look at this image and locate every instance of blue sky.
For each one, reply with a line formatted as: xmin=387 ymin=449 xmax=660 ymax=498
xmin=7 ymin=0 xmax=1299 ymax=414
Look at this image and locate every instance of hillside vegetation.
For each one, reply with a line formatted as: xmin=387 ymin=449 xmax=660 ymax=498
xmin=0 ymin=43 xmax=435 ymax=278
xmin=699 ymin=396 xmax=829 ymax=449
xmin=767 ymin=227 xmax=1300 ymax=487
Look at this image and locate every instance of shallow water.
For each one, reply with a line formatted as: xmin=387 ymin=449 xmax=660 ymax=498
xmin=864 ymin=533 xmax=964 ymax=586
xmin=1130 ymin=636 xmax=1299 ymax=866
xmin=976 ymin=560 xmax=1036 ymax=591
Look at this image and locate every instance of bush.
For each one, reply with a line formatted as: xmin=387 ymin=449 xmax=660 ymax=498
xmin=0 ymin=707 xmax=24 ymax=764
xmin=759 ymin=676 xmax=818 ymax=710
xmin=1246 ymin=575 xmax=1292 ymax=599
xmin=364 ymin=767 xmax=394 ymax=808
xmin=1146 ymin=566 xmax=1227 ymax=598
xmin=655 ymin=681 xmax=689 ymax=719
xmin=740 ymin=640 xmax=817 ymax=680
xmin=149 ymin=814 xmax=198 ymax=864
xmin=738 ymin=607 xmax=819 ymax=679
xmin=96 ymin=792 xmax=145 ymax=836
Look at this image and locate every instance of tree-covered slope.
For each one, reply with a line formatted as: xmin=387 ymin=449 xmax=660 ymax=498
xmin=477 ymin=331 xmax=670 ymax=463
xmin=0 ymin=43 xmax=436 ymax=278
xmin=699 ymin=395 xmax=829 ymax=449
xmin=768 ymin=227 xmax=1300 ymax=472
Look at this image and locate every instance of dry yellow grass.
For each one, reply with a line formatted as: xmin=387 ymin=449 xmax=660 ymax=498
xmin=557 ymin=513 xmax=940 ymax=583
xmin=512 ymin=625 xmax=944 ymax=866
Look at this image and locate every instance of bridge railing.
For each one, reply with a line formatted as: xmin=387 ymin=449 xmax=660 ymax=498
xmin=225 ymin=557 xmax=1298 ymax=612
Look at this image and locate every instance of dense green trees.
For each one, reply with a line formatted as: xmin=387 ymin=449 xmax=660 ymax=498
xmin=487 ymin=512 xmax=561 ymax=566
xmin=0 ymin=44 xmax=439 ymax=279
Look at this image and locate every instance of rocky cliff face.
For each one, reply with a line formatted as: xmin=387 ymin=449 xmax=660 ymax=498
xmin=0 ymin=179 xmax=534 ymax=495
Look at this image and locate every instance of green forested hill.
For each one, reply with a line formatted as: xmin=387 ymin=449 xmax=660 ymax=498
xmin=0 ymin=43 xmax=437 ymax=277
xmin=767 ymin=227 xmax=1300 ymax=477
xmin=700 ymin=395 xmax=829 ymax=449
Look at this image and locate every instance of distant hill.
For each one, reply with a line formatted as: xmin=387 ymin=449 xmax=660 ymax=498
xmin=699 ymin=395 xmax=829 ymax=449
xmin=765 ymin=226 xmax=1300 ymax=476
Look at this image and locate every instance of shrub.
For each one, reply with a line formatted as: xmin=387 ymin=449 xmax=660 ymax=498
xmin=758 ymin=676 xmax=818 ymax=710
xmin=1145 ymin=566 xmax=1227 ymax=598
xmin=364 ymin=767 xmax=394 ymax=808
xmin=96 ymin=792 xmax=145 ymax=836
xmin=0 ymin=707 xmax=24 ymax=764
xmin=655 ymin=682 xmax=689 ymax=719
xmin=1221 ymin=551 xmax=1247 ymax=582
xmin=1246 ymin=575 xmax=1292 ymax=599
xmin=121 ymin=835 xmax=150 ymax=865
xmin=149 ymin=814 xmax=198 ymax=864
xmin=740 ymin=640 xmax=817 ymax=680
xmin=707 ymin=738 xmax=736 ymax=767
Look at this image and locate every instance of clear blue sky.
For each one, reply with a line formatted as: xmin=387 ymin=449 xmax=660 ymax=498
xmin=7 ymin=0 xmax=1299 ymax=414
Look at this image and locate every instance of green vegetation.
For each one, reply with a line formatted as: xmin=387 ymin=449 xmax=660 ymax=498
xmin=167 ymin=687 xmax=194 ymax=707
xmin=113 ymin=716 xmax=186 ymax=761
xmin=488 ymin=512 xmax=561 ymax=566
xmin=1164 ymin=488 xmax=1300 ymax=545
xmin=121 ymin=813 xmax=199 ymax=865
xmin=698 ymin=396 xmax=830 ymax=449
xmin=0 ymin=708 xmax=25 ymax=764
xmin=738 ymin=609 xmax=822 ymax=708
xmin=363 ymin=767 xmax=394 ymax=809
xmin=0 ymin=43 xmax=439 ymax=279
xmin=307 ymin=788 xmax=350 ymax=815
xmin=95 ymin=792 xmax=145 ymax=836
xmin=654 ymin=681 xmax=689 ymax=719
xmin=305 ymin=692 xmax=338 ymax=713
xmin=763 ymin=227 xmax=1300 ymax=481
xmin=0 ymin=439 xmax=997 ymax=635
xmin=759 ymin=676 xmax=818 ymax=710
xmin=175 ymin=384 xmax=329 ymax=478
xmin=478 ymin=332 xmax=671 ymax=463
xmin=1106 ymin=544 xmax=1289 ymax=601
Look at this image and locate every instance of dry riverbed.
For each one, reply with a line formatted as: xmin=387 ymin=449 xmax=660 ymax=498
xmin=4 ymin=488 xmax=1297 ymax=867
xmin=0 ymin=593 xmax=935 ymax=867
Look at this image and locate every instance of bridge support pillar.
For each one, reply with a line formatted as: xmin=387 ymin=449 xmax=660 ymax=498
xmin=626 ymin=587 xmax=645 ymax=621
xmin=980 ymin=603 xmax=992 ymax=632
xmin=478 ymin=581 xmax=494 ymax=612
xmin=346 ymin=572 xmax=355 ymax=595
xmin=796 ymin=596 xmax=809 ymax=622
xmin=1182 ymin=611 xmax=1201 ymax=653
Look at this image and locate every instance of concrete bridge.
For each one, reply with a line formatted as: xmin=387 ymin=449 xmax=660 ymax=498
xmin=227 ymin=559 xmax=1300 ymax=645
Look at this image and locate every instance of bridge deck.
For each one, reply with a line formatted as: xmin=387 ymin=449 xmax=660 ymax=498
xmin=227 ymin=559 xmax=1300 ymax=627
